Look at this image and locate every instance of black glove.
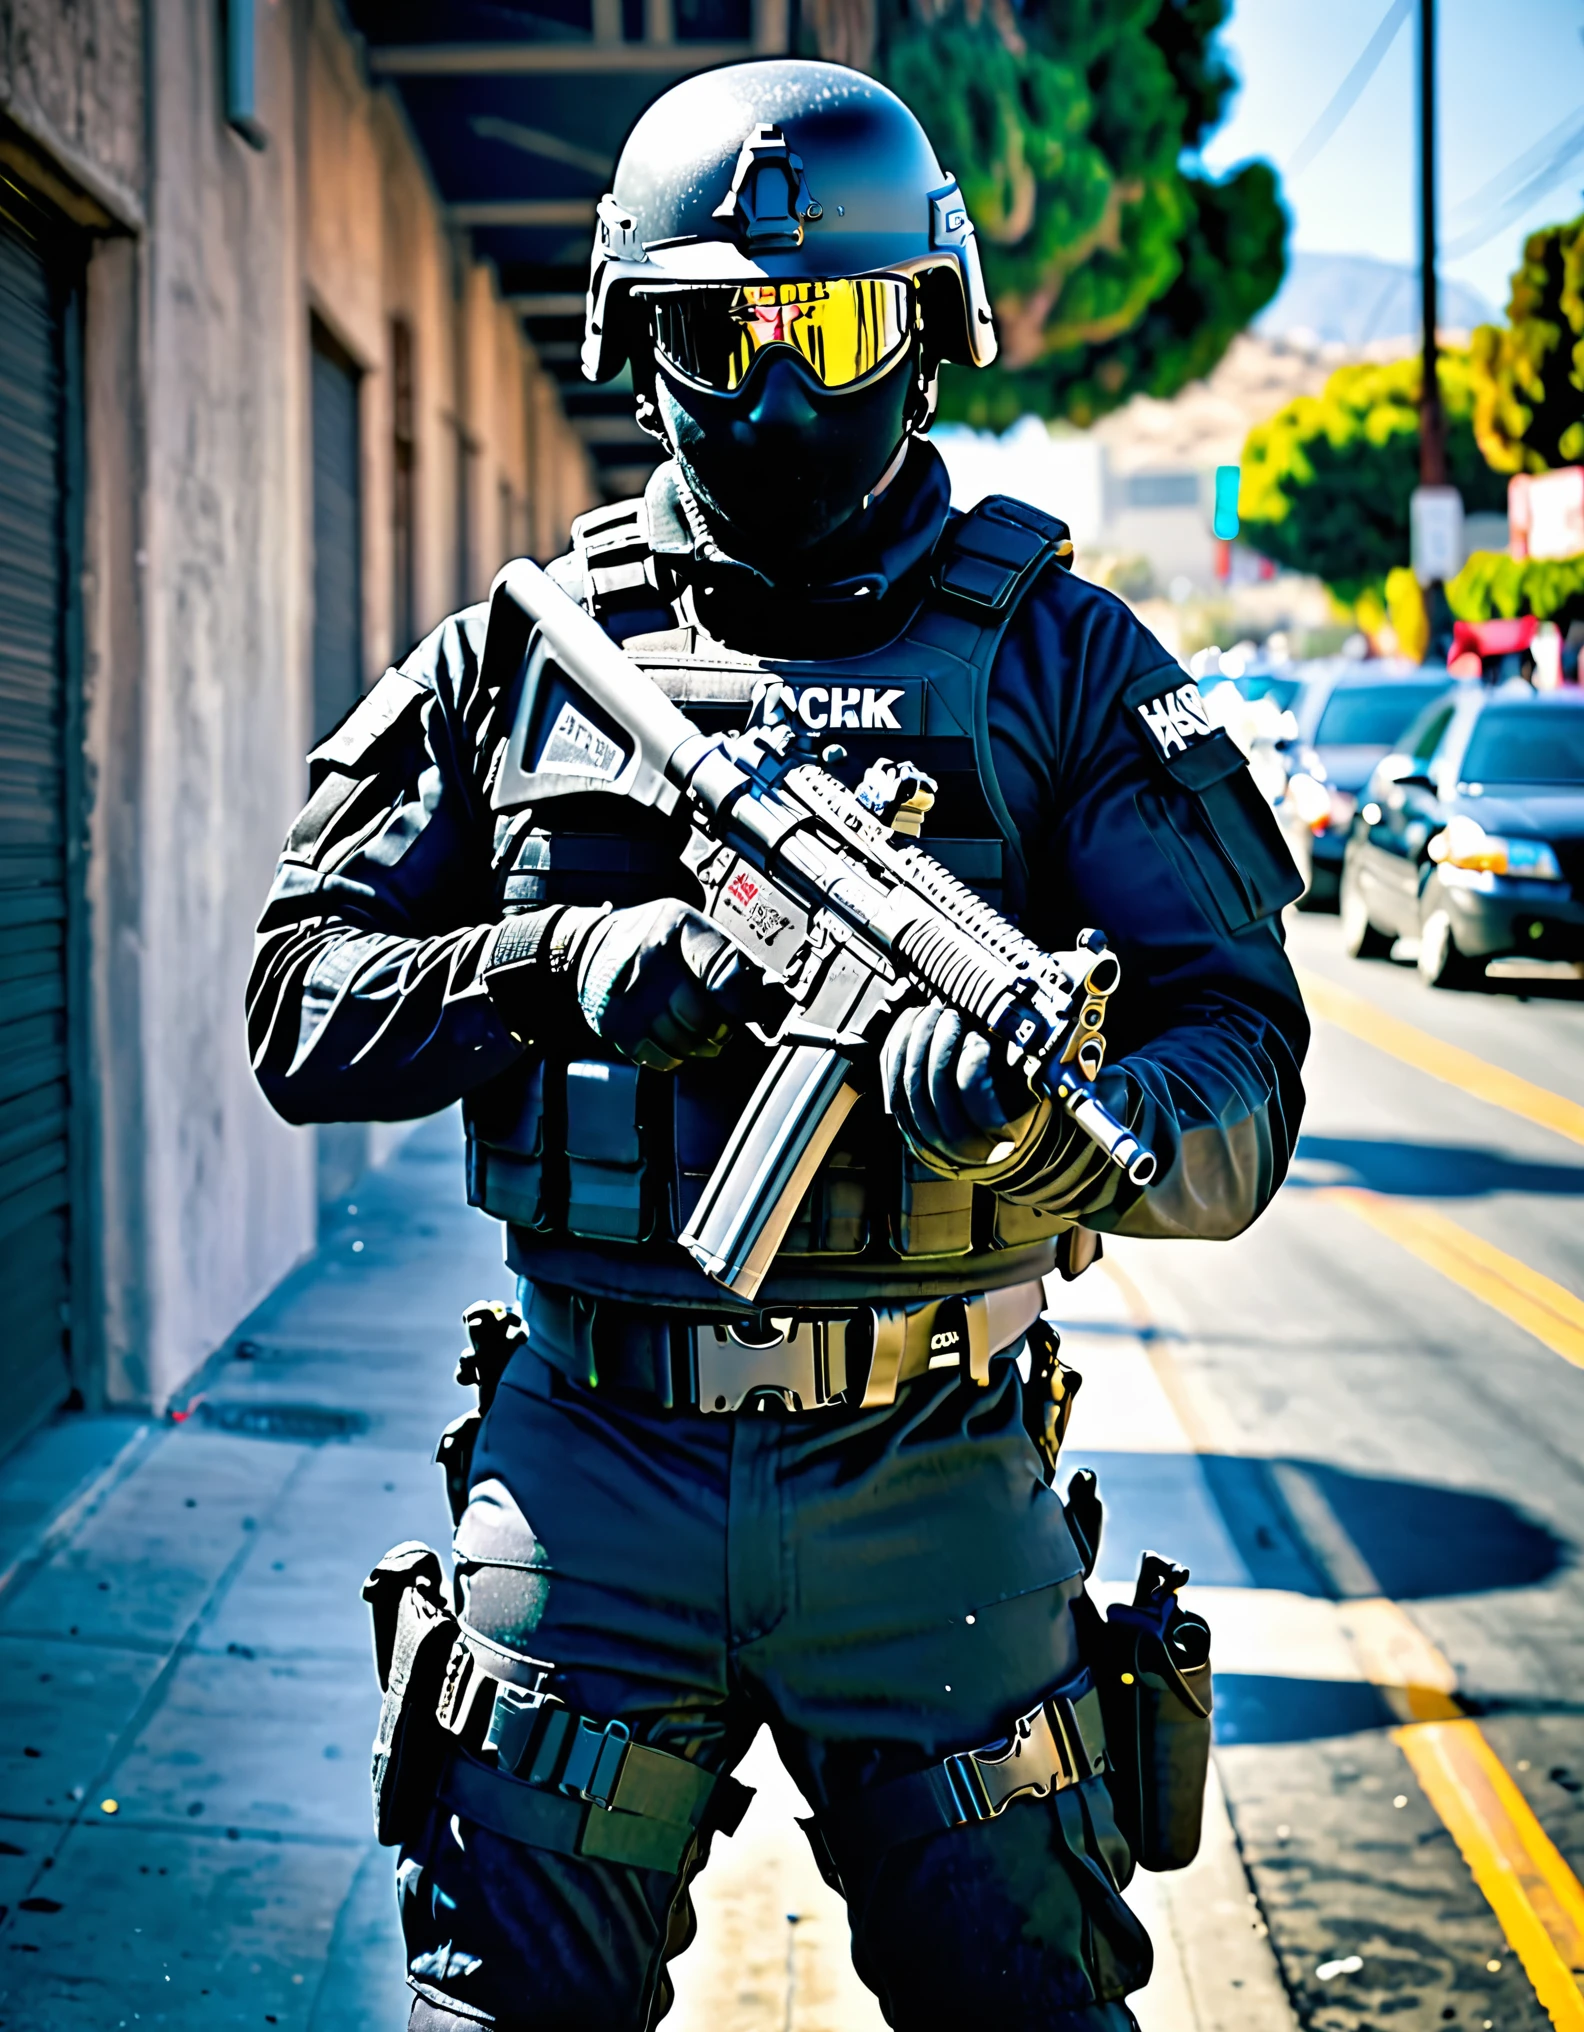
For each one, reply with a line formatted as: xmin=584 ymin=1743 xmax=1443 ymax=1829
xmin=881 ymin=999 xmax=1052 ymax=1178
xmin=487 ymin=899 xmax=763 ymax=1072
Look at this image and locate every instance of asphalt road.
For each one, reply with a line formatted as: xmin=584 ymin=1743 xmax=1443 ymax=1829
xmin=1070 ymin=910 xmax=1584 ymax=2032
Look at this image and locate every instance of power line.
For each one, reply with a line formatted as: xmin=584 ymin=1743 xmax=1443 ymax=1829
xmin=1287 ymin=0 xmax=1413 ymax=181
xmin=1447 ymin=105 xmax=1584 ymax=222
xmin=1441 ymin=108 xmax=1584 ymax=259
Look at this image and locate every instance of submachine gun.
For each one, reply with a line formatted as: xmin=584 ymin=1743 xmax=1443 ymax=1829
xmin=491 ymin=560 xmax=1157 ymax=1302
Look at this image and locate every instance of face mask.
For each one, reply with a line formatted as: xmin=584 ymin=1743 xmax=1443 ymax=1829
xmin=653 ymin=345 xmax=916 ymax=562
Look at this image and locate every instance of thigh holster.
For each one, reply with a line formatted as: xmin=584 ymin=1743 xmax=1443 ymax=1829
xmin=1062 ymin=1475 xmax=1215 ymax=1873
xmin=364 ymin=1541 xmax=460 ymax=1848
xmin=362 ymin=1540 xmax=753 ymax=1874
xmin=435 ymin=1701 xmax=753 ymax=1876
xmin=1093 ymin=1550 xmax=1213 ymax=1873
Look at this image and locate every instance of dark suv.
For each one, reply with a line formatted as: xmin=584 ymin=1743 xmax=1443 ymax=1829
xmin=1340 ymin=685 xmax=1584 ymax=987
xmin=1277 ymin=665 xmax=1455 ymax=906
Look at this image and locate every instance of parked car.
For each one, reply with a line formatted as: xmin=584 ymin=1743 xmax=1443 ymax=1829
xmin=1340 ymin=685 xmax=1584 ymax=987
xmin=1277 ymin=663 xmax=1457 ymax=905
xmin=1225 ymin=669 xmax=1304 ymax=716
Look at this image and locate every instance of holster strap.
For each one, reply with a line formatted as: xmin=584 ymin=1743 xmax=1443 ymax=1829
xmin=437 ymin=1719 xmax=752 ymax=1876
xmin=814 ymin=1673 xmax=1106 ymax=1867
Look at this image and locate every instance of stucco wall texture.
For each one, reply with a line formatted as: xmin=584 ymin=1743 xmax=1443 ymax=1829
xmin=2 ymin=0 xmax=600 ymax=1414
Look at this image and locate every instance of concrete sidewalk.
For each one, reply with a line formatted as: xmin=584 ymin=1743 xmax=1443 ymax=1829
xmin=0 ymin=1116 xmax=511 ymax=2029
xmin=0 ymin=1116 xmax=1288 ymax=2031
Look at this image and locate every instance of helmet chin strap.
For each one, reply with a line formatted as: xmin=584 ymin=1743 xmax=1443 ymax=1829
xmin=862 ymin=437 xmax=911 ymax=512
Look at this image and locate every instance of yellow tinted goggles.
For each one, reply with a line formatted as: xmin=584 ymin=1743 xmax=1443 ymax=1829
xmin=650 ymin=278 xmax=916 ymax=393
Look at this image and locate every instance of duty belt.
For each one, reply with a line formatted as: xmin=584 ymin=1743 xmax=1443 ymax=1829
xmin=688 ymin=1278 xmax=1046 ymax=1413
xmin=519 ymin=1277 xmax=1047 ymax=1414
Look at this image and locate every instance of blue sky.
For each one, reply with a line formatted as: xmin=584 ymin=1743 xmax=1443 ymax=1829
xmin=1201 ymin=0 xmax=1584 ymax=314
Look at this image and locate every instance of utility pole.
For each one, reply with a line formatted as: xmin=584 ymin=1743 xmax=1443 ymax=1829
xmin=1418 ymin=0 xmax=1445 ymax=488
xmin=1410 ymin=0 xmax=1461 ymax=646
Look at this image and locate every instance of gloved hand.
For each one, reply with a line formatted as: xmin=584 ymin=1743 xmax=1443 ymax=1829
xmin=569 ymin=898 xmax=763 ymax=1070
xmin=485 ymin=898 xmax=775 ymax=1070
xmin=881 ymin=999 xmax=1053 ymax=1178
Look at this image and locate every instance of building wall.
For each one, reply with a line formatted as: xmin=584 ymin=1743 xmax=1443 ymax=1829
xmin=2 ymin=0 xmax=600 ymax=1418
xmin=0 ymin=0 xmax=144 ymax=225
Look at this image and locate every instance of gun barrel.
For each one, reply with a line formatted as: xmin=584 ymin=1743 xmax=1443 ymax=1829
xmin=1055 ymin=1074 xmax=1158 ymax=1186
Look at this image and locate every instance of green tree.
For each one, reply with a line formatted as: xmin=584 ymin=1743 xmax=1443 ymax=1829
xmin=851 ymin=0 xmax=1287 ymax=426
xmin=1447 ymin=549 xmax=1584 ymax=630
xmin=1470 ymin=213 xmax=1584 ymax=474
xmin=1239 ymin=351 xmax=1507 ymax=605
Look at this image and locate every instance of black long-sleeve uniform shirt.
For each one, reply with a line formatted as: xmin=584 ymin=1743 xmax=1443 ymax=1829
xmin=249 ymin=448 xmax=1307 ymax=1246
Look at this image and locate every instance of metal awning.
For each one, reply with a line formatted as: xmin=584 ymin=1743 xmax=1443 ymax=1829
xmin=347 ymin=0 xmax=791 ymax=501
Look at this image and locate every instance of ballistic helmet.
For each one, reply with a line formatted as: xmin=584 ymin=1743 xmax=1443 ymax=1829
xmin=582 ymin=60 xmax=998 ymax=388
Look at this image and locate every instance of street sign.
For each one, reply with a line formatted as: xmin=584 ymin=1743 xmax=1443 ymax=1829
xmin=1411 ymin=485 xmax=1464 ymax=583
xmin=1212 ymin=464 xmax=1240 ymax=542
xmin=1509 ymin=467 xmax=1584 ymax=560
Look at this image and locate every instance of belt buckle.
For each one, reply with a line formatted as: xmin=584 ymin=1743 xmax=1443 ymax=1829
xmin=559 ymin=1716 xmax=631 ymax=1809
xmin=693 ymin=1316 xmax=847 ymax=1414
xmin=942 ymin=1693 xmax=1092 ymax=1823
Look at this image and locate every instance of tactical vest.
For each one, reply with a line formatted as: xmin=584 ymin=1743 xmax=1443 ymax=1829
xmin=464 ymin=493 xmax=1078 ymax=1313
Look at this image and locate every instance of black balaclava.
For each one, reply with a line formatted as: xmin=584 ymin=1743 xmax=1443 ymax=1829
xmin=653 ymin=340 xmax=917 ymax=568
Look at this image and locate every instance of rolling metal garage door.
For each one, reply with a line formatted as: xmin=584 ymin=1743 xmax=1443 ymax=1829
xmin=310 ymin=321 xmax=368 ymax=1205
xmin=311 ymin=322 xmax=362 ymax=741
xmin=0 ymin=189 xmax=77 ymax=1438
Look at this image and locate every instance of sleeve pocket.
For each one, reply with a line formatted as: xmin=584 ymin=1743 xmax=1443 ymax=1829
xmin=1126 ymin=691 xmax=1303 ymax=933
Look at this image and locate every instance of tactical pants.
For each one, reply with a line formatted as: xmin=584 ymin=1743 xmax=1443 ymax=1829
xmin=398 ymin=1313 xmax=1152 ymax=2031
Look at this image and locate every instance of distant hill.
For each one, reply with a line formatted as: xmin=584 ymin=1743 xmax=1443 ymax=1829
xmin=1256 ymin=251 xmax=1496 ymax=346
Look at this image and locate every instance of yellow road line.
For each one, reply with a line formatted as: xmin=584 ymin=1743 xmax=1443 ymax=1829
xmin=1397 ymin=1720 xmax=1584 ymax=2029
xmin=1319 ymin=1186 xmax=1584 ymax=1371
xmin=1296 ymin=966 xmax=1584 ymax=1148
xmin=1103 ymin=1251 xmax=1584 ymax=2024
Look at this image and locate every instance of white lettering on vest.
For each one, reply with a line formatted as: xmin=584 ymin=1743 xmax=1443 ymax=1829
xmin=751 ymin=681 xmax=908 ymax=732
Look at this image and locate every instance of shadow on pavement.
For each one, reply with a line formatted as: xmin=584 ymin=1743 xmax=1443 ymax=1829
xmin=1212 ymin=1674 xmax=1398 ymax=1746
xmin=1289 ymin=1456 xmax=1566 ymax=1599
xmin=1289 ymin=1133 xmax=1584 ymax=1199
xmin=1072 ymin=1450 xmax=1569 ymax=1600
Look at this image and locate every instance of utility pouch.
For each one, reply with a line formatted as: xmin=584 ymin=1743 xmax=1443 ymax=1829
xmin=363 ymin=1542 xmax=458 ymax=1848
xmin=465 ymin=1060 xmax=549 ymax=1230
xmin=565 ymin=1059 xmax=649 ymax=1241
xmin=1097 ymin=1550 xmax=1213 ymax=1873
xmin=1022 ymin=1318 xmax=1083 ymax=1484
xmin=1125 ymin=669 xmax=1302 ymax=933
xmin=896 ymin=1148 xmax=974 ymax=1256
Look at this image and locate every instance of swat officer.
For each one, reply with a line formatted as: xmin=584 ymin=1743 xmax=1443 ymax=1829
xmin=249 ymin=58 xmax=1306 ymax=2032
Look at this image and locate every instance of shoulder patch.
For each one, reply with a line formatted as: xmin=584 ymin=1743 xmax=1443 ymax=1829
xmin=1125 ymin=668 xmax=1215 ymax=762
